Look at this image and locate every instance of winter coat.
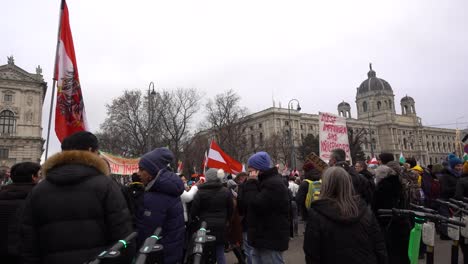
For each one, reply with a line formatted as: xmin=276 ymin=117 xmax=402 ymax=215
xmin=439 ymin=168 xmax=461 ymax=199
xmin=238 ymin=167 xmax=290 ymax=251
xmin=296 ymin=168 xmax=322 ymax=220
xmin=336 ymin=162 xmax=373 ymax=204
xmin=181 ymin=185 xmax=198 ymax=222
xmin=21 ymin=151 xmax=134 ymax=264
xmin=455 ymin=173 xmax=468 ymax=200
xmin=190 ymin=181 xmax=233 ymax=245
xmin=304 ymin=199 xmax=387 ymax=264
xmin=372 ymin=168 xmax=411 ymax=264
xmin=136 ymin=168 xmax=185 ymax=264
xmin=0 ymin=183 xmax=35 ymax=260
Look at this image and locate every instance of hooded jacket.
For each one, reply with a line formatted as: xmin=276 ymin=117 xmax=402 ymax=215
xmin=304 ymin=199 xmax=387 ymax=264
xmin=0 ymin=183 xmax=35 ymax=259
xmin=21 ymin=151 xmax=134 ymax=264
xmin=136 ymin=167 xmax=185 ymax=264
xmin=439 ymin=167 xmax=461 ymax=199
xmin=190 ymin=180 xmax=233 ymax=245
xmin=238 ymin=167 xmax=290 ymax=251
xmin=372 ymin=164 xmax=411 ymax=264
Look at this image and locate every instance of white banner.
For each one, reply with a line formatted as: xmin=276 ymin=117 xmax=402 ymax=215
xmin=319 ymin=112 xmax=351 ymax=163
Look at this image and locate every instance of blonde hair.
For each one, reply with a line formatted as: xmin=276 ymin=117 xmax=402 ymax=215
xmin=319 ymin=166 xmax=359 ymax=218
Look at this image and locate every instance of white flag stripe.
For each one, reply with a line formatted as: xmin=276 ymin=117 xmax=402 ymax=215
xmin=208 ymin=149 xmax=226 ymax=164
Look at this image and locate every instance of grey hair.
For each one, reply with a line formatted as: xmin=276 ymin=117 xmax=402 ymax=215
xmin=319 ymin=166 xmax=359 ymax=218
xmin=330 ymin=148 xmax=346 ymax=162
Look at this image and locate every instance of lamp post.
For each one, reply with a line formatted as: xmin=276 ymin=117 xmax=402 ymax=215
xmin=288 ymin=99 xmax=301 ymax=170
xmin=367 ymin=111 xmax=374 ymax=158
xmin=147 ymin=81 xmax=157 ymax=152
xmin=455 ymin=116 xmax=464 ymax=157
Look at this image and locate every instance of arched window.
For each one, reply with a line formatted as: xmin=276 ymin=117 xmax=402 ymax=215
xmin=363 ymin=101 xmax=368 ymax=112
xmin=404 ymin=105 xmax=408 ymax=114
xmin=403 ymin=138 xmax=407 ymax=149
xmin=411 ymin=105 xmax=415 ymax=113
xmin=0 ymin=110 xmax=15 ymax=134
xmin=377 ymin=101 xmax=382 ymax=110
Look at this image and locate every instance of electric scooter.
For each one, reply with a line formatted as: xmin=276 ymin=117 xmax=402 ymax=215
xmin=135 ymin=227 xmax=164 ymax=264
xmin=377 ymin=208 xmax=465 ymax=264
xmin=87 ymin=231 xmax=138 ymax=264
xmin=435 ymin=199 xmax=468 ymax=264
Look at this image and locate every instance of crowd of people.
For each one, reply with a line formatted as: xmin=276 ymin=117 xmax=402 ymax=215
xmin=0 ymin=130 xmax=468 ymax=264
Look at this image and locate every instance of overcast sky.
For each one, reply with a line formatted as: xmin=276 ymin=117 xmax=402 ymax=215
xmin=2 ymin=0 xmax=467 ymax=158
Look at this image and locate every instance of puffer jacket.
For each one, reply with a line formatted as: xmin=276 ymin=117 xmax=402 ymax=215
xmin=0 ymin=183 xmax=35 ymax=260
xmin=190 ymin=181 xmax=233 ymax=245
xmin=304 ymin=199 xmax=387 ymax=264
xmin=238 ymin=167 xmax=290 ymax=251
xmin=21 ymin=151 xmax=134 ymax=264
xmin=136 ymin=168 xmax=185 ymax=264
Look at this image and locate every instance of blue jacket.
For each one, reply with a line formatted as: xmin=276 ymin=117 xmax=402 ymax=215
xmin=137 ymin=168 xmax=185 ymax=264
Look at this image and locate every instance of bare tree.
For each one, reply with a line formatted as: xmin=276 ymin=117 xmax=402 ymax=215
xmin=263 ymin=131 xmax=292 ymax=167
xmin=159 ymin=88 xmax=201 ymax=166
xmin=96 ymin=90 xmax=163 ymax=157
xmin=204 ymin=89 xmax=250 ymax=161
xmin=183 ymin=131 xmax=210 ymax=175
xmin=348 ymin=126 xmax=367 ymax=163
xmin=298 ymin=133 xmax=320 ymax=162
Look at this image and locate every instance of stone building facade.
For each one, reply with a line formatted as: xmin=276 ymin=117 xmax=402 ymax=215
xmin=242 ymin=64 xmax=459 ymax=166
xmin=0 ymin=56 xmax=47 ymax=176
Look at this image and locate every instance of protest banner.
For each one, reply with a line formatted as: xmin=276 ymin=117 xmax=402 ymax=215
xmin=100 ymin=152 xmax=139 ymax=175
xmin=305 ymin=152 xmax=329 ymax=173
xmin=319 ymin=112 xmax=351 ymax=163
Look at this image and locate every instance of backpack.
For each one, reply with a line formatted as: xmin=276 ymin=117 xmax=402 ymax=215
xmin=400 ymin=171 xmax=421 ymax=206
xmin=304 ymin=179 xmax=321 ymax=208
xmin=428 ymin=178 xmax=441 ymax=200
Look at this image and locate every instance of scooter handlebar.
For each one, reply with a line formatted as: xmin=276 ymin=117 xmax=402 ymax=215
xmin=109 ymin=232 xmax=137 ymax=252
xmin=410 ymin=203 xmax=437 ymax=214
xmin=377 ymin=208 xmax=465 ymax=227
xmin=436 ymin=199 xmax=468 ymax=214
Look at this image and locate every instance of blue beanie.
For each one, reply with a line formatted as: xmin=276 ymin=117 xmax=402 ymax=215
xmin=139 ymin=148 xmax=174 ymax=177
xmin=248 ymin=152 xmax=272 ymax=171
xmin=449 ymin=156 xmax=463 ymax=169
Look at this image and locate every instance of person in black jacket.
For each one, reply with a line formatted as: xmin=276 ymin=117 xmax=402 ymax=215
xmin=190 ymin=168 xmax=233 ymax=264
xmin=304 ymin=166 xmax=387 ymax=264
xmin=296 ymin=161 xmax=322 ymax=220
xmin=372 ymin=161 xmax=410 ymax=264
xmin=21 ymin=131 xmax=134 ymax=264
xmin=0 ymin=162 xmax=40 ymax=264
xmin=329 ymin=148 xmax=373 ymax=204
xmin=238 ymin=151 xmax=289 ymax=264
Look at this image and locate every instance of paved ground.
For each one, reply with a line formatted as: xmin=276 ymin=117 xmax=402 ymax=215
xmin=225 ymin=221 xmax=464 ymax=264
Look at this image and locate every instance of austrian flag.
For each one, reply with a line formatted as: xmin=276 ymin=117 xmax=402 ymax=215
xmin=54 ymin=0 xmax=87 ymax=142
xmin=206 ymin=141 xmax=242 ymax=174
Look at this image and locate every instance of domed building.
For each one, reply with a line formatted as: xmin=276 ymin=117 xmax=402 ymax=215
xmin=208 ymin=64 xmax=460 ymax=167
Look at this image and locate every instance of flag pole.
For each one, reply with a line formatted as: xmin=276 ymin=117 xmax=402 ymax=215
xmin=45 ymin=0 xmax=65 ymax=160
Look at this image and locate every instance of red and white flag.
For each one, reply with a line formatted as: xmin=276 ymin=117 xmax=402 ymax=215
xmin=201 ymin=151 xmax=208 ymax=174
xmin=206 ymin=140 xmax=242 ymax=174
xmin=54 ymin=0 xmax=87 ymax=142
xmin=177 ymin=160 xmax=183 ymax=174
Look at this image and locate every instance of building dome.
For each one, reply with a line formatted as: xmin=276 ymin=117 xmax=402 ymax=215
xmin=401 ymin=95 xmax=414 ymax=102
xmin=338 ymin=101 xmax=350 ymax=108
xmin=357 ymin=63 xmax=393 ymax=95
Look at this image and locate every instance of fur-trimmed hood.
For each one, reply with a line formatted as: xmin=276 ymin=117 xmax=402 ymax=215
xmin=42 ymin=150 xmax=110 ymax=185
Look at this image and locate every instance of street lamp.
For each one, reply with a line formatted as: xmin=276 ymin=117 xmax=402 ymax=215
xmin=367 ymin=111 xmax=374 ymax=158
xmin=288 ymin=99 xmax=301 ymax=170
xmin=147 ymin=81 xmax=157 ymax=152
